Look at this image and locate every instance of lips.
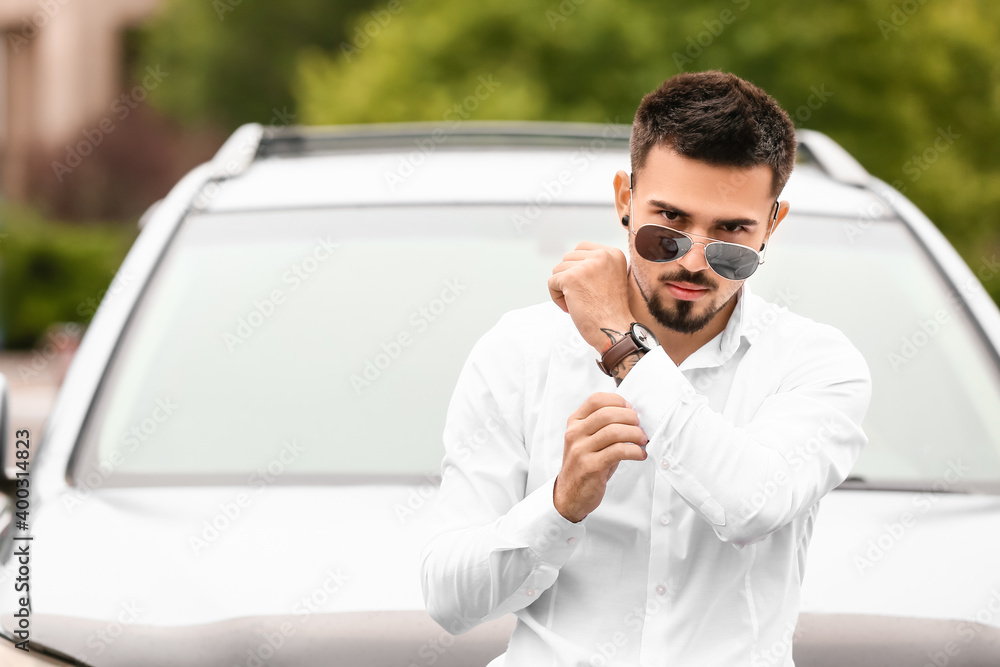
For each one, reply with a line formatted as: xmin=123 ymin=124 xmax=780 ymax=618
xmin=665 ymin=281 xmax=710 ymax=301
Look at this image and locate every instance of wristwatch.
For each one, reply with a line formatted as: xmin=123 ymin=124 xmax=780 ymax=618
xmin=596 ymin=322 xmax=659 ymax=376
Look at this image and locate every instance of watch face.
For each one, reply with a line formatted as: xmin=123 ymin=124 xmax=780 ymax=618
xmin=632 ymin=323 xmax=658 ymax=350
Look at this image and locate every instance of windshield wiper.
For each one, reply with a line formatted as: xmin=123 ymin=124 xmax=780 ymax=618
xmin=0 ymin=630 xmax=96 ymax=666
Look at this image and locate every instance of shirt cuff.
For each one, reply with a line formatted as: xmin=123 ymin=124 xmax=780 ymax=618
xmin=614 ymin=345 xmax=693 ymax=438
xmin=495 ymin=473 xmax=587 ymax=568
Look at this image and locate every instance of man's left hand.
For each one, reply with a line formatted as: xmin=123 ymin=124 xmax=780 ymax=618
xmin=548 ymin=241 xmax=635 ymax=354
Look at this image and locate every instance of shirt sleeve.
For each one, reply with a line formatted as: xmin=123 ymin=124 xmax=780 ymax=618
xmin=615 ymin=322 xmax=872 ymax=549
xmin=419 ymin=315 xmax=586 ymax=636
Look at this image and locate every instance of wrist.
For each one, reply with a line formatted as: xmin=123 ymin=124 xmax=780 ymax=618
xmin=596 ymin=321 xmax=658 ymax=383
xmin=610 ymin=348 xmax=647 ymax=386
xmin=553 ymin=475 xmax=587 ymax=523
xmin=593 ymin=320 xmax=634 ymax=355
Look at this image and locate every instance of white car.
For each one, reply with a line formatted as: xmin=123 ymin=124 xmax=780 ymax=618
xmin=1 ymin=121 xmax=999 ymax=666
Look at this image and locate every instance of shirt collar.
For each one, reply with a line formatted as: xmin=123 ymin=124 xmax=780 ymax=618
xmin=677 ymin=279 xmax=754 ymax=372
xmin=549 ymin=275 xmax=779 ymax=371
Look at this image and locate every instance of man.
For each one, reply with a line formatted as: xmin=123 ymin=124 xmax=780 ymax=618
xmin=420 ymin=70 xmax=872 ymax=667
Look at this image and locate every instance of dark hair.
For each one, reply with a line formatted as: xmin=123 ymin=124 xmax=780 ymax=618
xmin=630 ymin=70 xmax=796 ymax=197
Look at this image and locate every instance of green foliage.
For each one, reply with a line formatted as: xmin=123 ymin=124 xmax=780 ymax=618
xmin=134 ymin=0 xmax=377 ymax=129
xmin=0 ymin=204 xmax=138 ymax=350
xmin=293 ymin=0 xmax=1000 ymax=302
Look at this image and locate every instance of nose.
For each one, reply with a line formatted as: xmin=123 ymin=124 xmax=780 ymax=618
xmin=678 ymin=239 xmax=712 ymax=274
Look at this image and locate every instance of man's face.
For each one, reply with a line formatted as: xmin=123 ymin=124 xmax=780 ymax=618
xmin=622 ymin=143 xmax=781 ymax=335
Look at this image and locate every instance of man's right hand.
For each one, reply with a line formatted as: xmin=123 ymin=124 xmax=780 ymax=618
xmin=553 ymin=392 xmax=648 ymax=523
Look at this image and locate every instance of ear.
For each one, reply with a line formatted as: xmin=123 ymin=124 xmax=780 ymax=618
xmin=613 ymin=170 xmax=632 ymax=227
xmin=776 ymin=199 xmax=790 ymax=222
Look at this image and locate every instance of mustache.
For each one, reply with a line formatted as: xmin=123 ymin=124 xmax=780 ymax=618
xmin=660 ymin=269 xmax=714 ymax=289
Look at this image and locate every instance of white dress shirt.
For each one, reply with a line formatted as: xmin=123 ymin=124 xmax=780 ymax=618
xmin=420 ymin=279 xmax=872 ymax=667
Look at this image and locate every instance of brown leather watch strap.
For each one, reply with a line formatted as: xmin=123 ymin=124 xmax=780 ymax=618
xmin=596 ymin=331 xmax=639 ymax=376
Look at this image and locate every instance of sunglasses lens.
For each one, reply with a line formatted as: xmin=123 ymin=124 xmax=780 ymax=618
xmin=634 ymin=224 xmax=761 ymax=279
xmin=635 ymin=225 xmax=691 ymax=262
xmin=705 ymin=243 xmax=760 ymax=280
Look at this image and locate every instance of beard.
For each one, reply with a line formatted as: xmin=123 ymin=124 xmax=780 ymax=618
xmin=635 ymin=268 xmax=733 ymax=335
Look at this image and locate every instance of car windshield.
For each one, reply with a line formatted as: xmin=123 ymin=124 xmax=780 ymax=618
xmin=71 ymin=204 xmax=1000 ymax=486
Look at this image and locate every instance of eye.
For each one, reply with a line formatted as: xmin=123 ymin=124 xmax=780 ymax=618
xmin=657 ymin=210 xmax=680 ymax=222
xmin=719 ymin=222 xmax=748 ymax=234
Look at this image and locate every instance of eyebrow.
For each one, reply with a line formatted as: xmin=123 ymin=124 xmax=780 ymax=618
xmin=646 ymin=199 xmax=760 ymax=227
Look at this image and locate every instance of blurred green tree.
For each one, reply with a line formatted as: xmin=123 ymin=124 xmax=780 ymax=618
xmin=0 ymin=204 xmax=138 ymax=349
xmin=293 ymin=0 xmax=1000 ymax=302
xmin=135 ymin=0 xmax=379 ymax=128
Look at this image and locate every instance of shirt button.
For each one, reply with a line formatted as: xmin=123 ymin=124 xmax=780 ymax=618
xmin=526 ymin=588 xmax=535 ymax=597
xmin=659 ymin=514 xmax=670 ymax=526
xmin=660 ymin=458 xmax=670 ymax=469
xmin=656 ymin=584 xmax=667 ymax=596
xmin=567 ymin=536 xmax=578 ymax=545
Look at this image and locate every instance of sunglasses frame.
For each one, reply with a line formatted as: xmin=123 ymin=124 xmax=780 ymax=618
xmin=627 ymin=180 xmax=779 ymax=281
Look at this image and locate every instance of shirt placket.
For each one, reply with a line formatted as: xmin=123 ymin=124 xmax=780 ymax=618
xmin=639 ymin=455 xmax=675 ymax=665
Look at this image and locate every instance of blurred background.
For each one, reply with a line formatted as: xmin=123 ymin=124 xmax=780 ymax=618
xmin=1 ymin=0 xmax=998 ymax=439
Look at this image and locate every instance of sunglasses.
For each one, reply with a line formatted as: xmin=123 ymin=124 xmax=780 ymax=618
xmin=627 ymin=194 xmax=779 ymax=281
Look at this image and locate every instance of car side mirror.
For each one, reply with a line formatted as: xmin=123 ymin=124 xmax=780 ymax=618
xmin=0 ymin=373 xmax=16 ymax=546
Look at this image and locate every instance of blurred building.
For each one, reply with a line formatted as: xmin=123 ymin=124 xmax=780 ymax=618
xmin=0 ymin=0 xmax=163 ymax=202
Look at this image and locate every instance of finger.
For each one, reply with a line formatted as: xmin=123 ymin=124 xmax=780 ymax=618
xmin=547 ymin=273 xmax=564 ymax=305
xmin=595 ymin=441 xmax=648 ymax=470
xmin=573 ymin=241 xmax=609 ymax=251
xmin=577 ymin=405 xmax=640 ymax=437
xmin=577 ymin=244 xmax=625 ymax=264
xmin=560 ymin=247 xmax=623 ymax=268
xmin=570 ymin=423 xmax=646 ymax=459
xmin=588 ymin=423 xmax=648 ymax=451
xmin=551 ymin=260 xmax=583 ymax=275
xmin=571 ymin=392 xmax=630 ymax=420
xmin=560 ymin=249 xmax=597 ymax=262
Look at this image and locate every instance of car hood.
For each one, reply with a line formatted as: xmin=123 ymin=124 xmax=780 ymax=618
xmin=0 ymin=483 xmax=471 ymax=665
xmin=1 ymin=485 xmax=999 ymax=664
xmin=800 ymin=489 xmax=1000 ymax=626
xmin=1 ymin=484 xmax=439 ymax=626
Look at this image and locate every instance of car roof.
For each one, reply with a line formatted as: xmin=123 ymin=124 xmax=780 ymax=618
xmin=195 ymin=121 xmax=894 ymax=218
